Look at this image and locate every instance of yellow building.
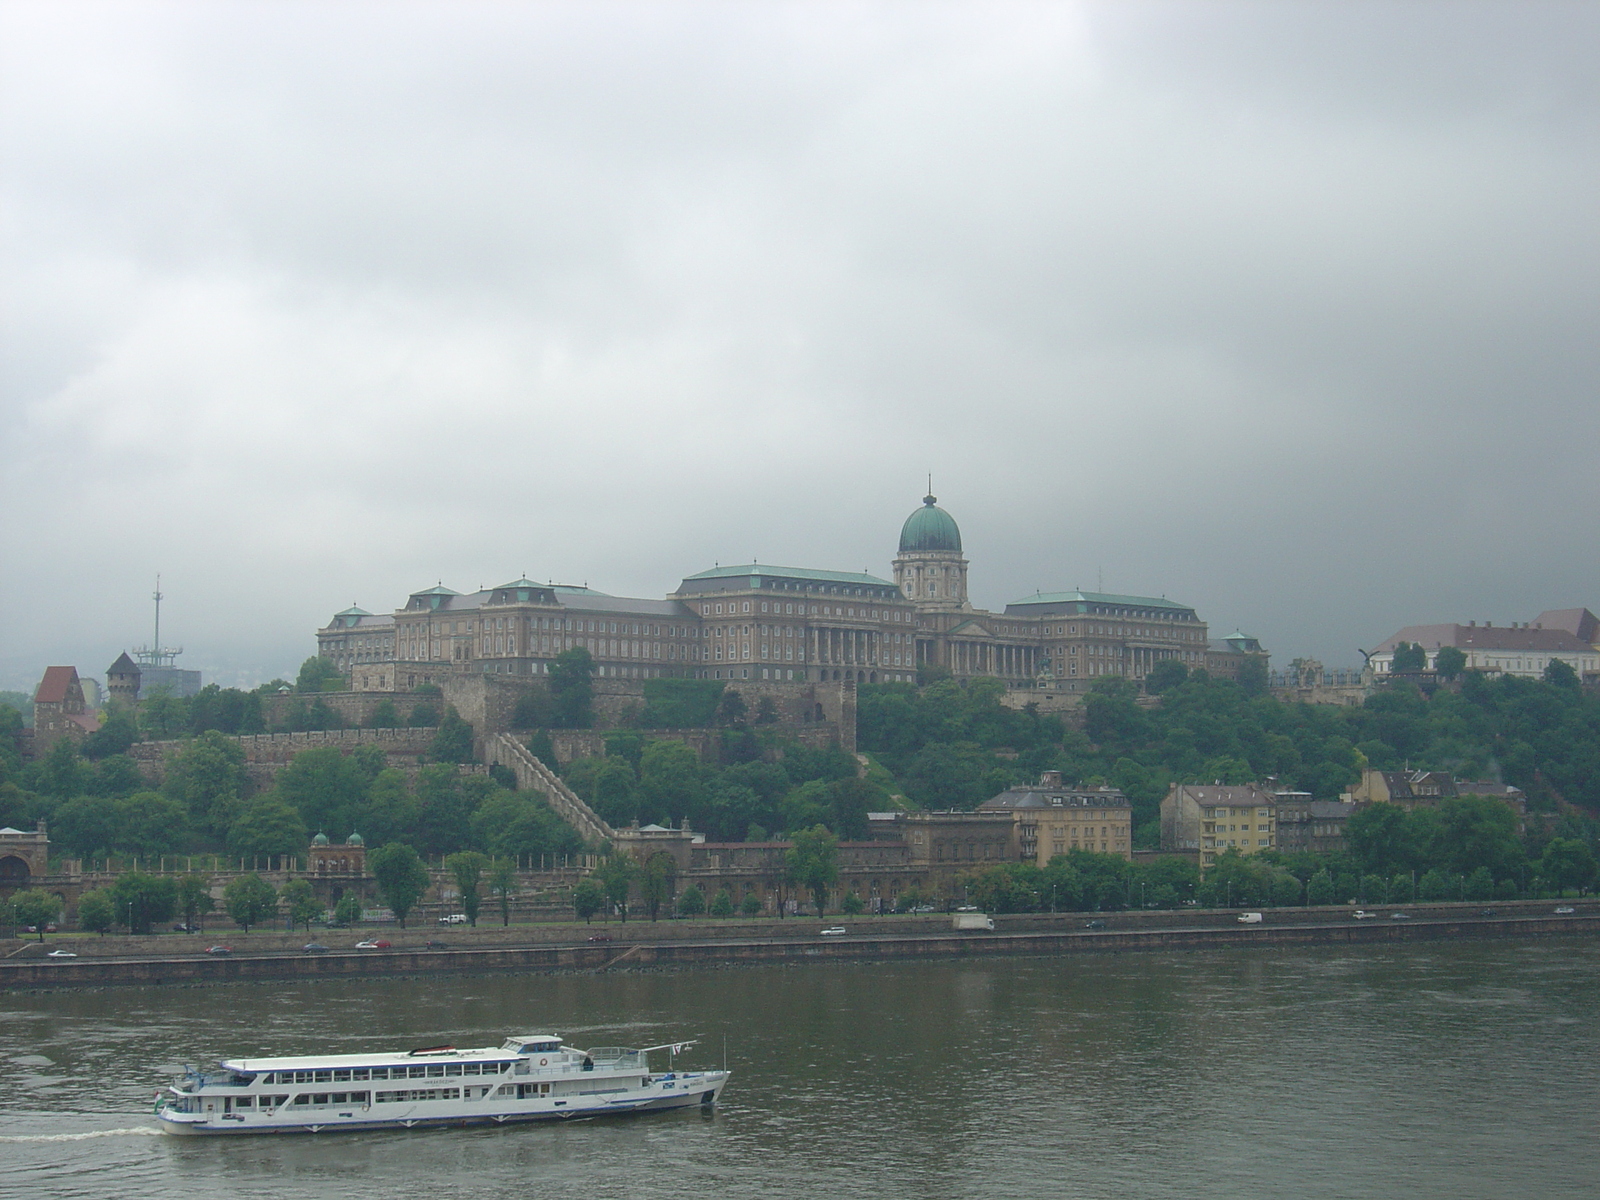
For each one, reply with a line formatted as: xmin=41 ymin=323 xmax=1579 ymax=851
xmin=1160 ymin=784 xmax=1277 ymax=869
xmin=979 ymin=771 xmax=1132 ymax=862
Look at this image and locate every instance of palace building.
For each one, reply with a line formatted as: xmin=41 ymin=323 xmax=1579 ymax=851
xmin=318 ymin=494 xmax=1252 ymax=695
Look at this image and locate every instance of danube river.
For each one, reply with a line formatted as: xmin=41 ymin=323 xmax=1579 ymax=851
xmin=2 ymin=939 xmax=1596 ymax=1199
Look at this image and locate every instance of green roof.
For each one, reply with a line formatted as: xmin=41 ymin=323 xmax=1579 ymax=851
xmin=334 ymin=606 xmax=372 ymax=617
xmin=410 ymin=585 xmax=460 ymax=597
xmin=680 ymin=563 xmax=895 ymax=588
xmin=1007 ymin=590 xmax=1194 ymax=612
xmin=494 ymin=579 xmax=543 ymax=590
xmin=898 ymin=494 xmax=962 ymax=553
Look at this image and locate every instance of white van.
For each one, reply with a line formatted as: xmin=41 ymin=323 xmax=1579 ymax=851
xmin=1237 ymin=912 xmax=1263 ymax=924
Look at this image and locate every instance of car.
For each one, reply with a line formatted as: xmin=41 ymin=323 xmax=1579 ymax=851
xmin=954 ymin=905 xmax=979 ymax=912
xmin=204 ymin=945 xmax=232 ymax=956
xmin=23 ymin=924 xmax=58 ymax=935
xmin=172 ymin=923 xmax=199 ymax=933
xmin=1083 ymin=919 xmax=1107 ymax=930
xmin=1390 ymin=912 xmax=1411 ymax=920
xmin=587 ymin=933 xmax=614 ymax=943
xmin=302 ymin=942 xmax=330 ymax=954
xmin=909 ymin=904 xmax=936 ymax=914
xmin=820 ymin=926 xmax=847 ymax=936
xmin=1478 ymin=908 xmax=1498 ymax=918
xmin=46 ymin=949 xmax=78 ymax=958
xmin=1554 ymin=906 xmax=1576 ymax=915
xmin=1238 ymin=912 xmax=1264 ymax=924
xmin=355 ymin=939 xmax=391 ymax=950
xmin=438 ymin=914 xmax=468 ymax=925
xmin=1352 ymin=910 xmax=1375 ymax=919
xmin=424 ymin=940 xmax=450 ymax=950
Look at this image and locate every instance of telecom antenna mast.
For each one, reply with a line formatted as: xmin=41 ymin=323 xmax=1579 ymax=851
xmin=133 ymin=574 xmax=183 ymax=668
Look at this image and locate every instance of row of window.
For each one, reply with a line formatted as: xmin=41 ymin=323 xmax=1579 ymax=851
xmin=255 ymin=1062 xmax=511 ymax=1084
xmin=375 ymin=1088 xmax=462 ymax=1103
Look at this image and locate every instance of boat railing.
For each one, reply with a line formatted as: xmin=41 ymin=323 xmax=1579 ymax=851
xmin=584 ymin=1048 xmax=646 ymax=1070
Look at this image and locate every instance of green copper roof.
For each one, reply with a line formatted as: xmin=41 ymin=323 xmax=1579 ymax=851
xmin=898 ymin=494 xmax=962 ymax=553
xmin=411 ymin=585 xmax=460 ymax=597
xmin=1007 ymin=590 xmax=1195 ymax=612
xmin=681 ymin=563 xmax=895 ymax=587
xmin=334 ymin=606 xmax=372 ymax=617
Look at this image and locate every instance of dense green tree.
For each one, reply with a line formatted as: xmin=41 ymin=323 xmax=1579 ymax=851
xmin=786 ymin=825 xmax=839 ymax=918
xmin=549 ymin=647 xmax=596 ymax=728
xmin=223 ymin=873 xmax=278 ymax=932
xmin=34 ymin=738 xmax=86 ymax=799
xmin=333 ymin=892 xmax=364 ymax=926
xmin=296 ymin=656 xmax=345 ymax=693
xmin=715 ymin=689 xmax=749 ymax=727
xmin=710 ymin=888 xmax=735 ymax=918
xmin=595 ymin=856 xmax=637 ymax=922
xmin=676 ymin=884 xmax=706 ymax=917
xmin=280 ymin=879 xmax=322 ymax=931
xmin=188 ymin=685 xmax=265 ymax=735
xmin=638 ymin=740 xmax=705 ymax=826
xmin=430 ymin=706 xmax=475 ymax=764
xmin=1434 ymin=646 xmax=1467 ymax=680
xmin=740 ymin=893 xmax=763 ymax=916
xmin=1391 ymin=642 xmax=1428 ymax=672
xmin=572 ymin=877 xmax=605 ymax=923
xmin=356 ymin=768 xmax=418 ymax=848
xmin=273 ymin=745 xmax=381 ymax=837
xmin=52 ymin=791 xmax=189 ymax=860
xmin=1145 ymin=659 xmax=1189 ymax=695
xmin=176 ymin=873 xmax=215 ymax=930
xmin=227 ymin=798 xmax=310 ymax=859
xmin=444 ymin=850 xmax=490 ymax=925
xmin=368 ymin=843 xmax=431 ymax=927
xmin=80 ymin=710 xmax=139 ymax=759
xmin=10 ymin=890 xmax=61 ymax=940
xmin=1306 ymin=869 xmax=1335 ymax=906
xmin=1464 ymin=865 xmax=1495 ymax=901
xmin=408 ymin=702 xmax=440 ymax=728
xmin=639 ymin=851 xmax=677 ymax=921
xmin=369 ymin=699 xmax=402 ymax=729
xmin=76 ymin=888 xmax=116 ymax=935
xmin=138 ymin=691 xmax=191 ymax=740
xmin=163 ymin=731 xmax=251 ymax=837
xmin=1417 ymin=868 xmax=1455 ymax=901
xmin=1540 ymin=838 xmax=1597 ymax=894
xmin=412 ymin=765 xmax=470 ymax=857
xmin=109 ymin=872 xmax=178 ymax=934
xmin=471 ymin=789 xmax=584 ymax=861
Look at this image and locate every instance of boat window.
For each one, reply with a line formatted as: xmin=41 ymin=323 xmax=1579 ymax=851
xmin=445 ymin=1064 xmax=462 ymax=1076
xmin=462 ymin=1063 xmax=480 ymax=1075
xmin=333 ymin=1070 xmax=351 ymax=1082
xmin=292 ymin=1095 xmax=311 ymax=1106
xmin=409 ymin=1065 xmax=428 ymax=1079
xmin=235 ymin=1097 xmax=253 ymax=1108
xmin=369 ymin=1068 xmax=388 ymax=1080
xmin=314 ymin=1071 xmax=332 ymax=1083
xmin=352 ymin=1069 xmax=371 ymax=1081
xmin=426 ymin=1065 xmax=444 ymax=1077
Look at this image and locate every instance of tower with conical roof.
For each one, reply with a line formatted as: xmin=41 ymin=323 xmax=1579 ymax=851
xmin=893 ymin=492 xmax=969 ymax=611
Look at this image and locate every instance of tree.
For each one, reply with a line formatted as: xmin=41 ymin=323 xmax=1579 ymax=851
xmin=1543 ymin=658 xmax=1580 ymax=691
xmin=81 ymin=710 xmax=138 ymax=759
xmin=280 ymin=879 xmax=322 ymax=931
xmin=10 ymin=890 xmax=61 ymax=941
xmin=488 ymin=860 xmax=517 ymax=926
xmin=176 ymin=873 xmax=215 ymax=931
xmin=369 ymin=699 xmax=401 ymax=729
xmin=333 ymin=891 xmax=364 ymax=926
xmin=639 ymin=851 xmax=677 ymax=922
xmin=1434 ymin=646 xmax=1467 ymax=680
xmin=676 ymin=884 xmax=706 ymax=917
xmin=754 ymin=696 xmax=780 ymax=725
xmin=109 ymin=872 xmax=178 ymax=934
xmin=710 ymin=888 xmax=735 ymax=918
xmin=227 ymin=798 xmax=310 ymax=860
xmin=430 ymin=707 xmax=476 ymax=764
xmin=840 ymin=891 xmax=865 ymax=915
xmin=1463 ymin=865 xmax=1495 ymax=901
xmin=716 ymin=689 xmax=749 ymax=727
xmin=77 ymin=889 xmax=115 ymax=936
xmin=595 ymin=856 xmax=637 ymax=923
xmin=1145 ymin=660 xmax=1189 ymax=695
xmin=223 ymin=873 xmax=278 ymax=932
xmin=786 ymin=825 xmax=840 ymax=918
xmin=164 ymin=731 xmax=250 ymax=838
xmin=1391 ymin=642 xmax=1427 ymax=672
xmin=1540 ymin=838 xmax=1598 ymax=895
xmin=368 ymin=843 xmax=431 ymax=928
xmin=739 ymin=893 xmax=763 ymax=916
xmin=1417 ymin=868 xmax=1454 ymax=901
xmin=296 ymin=655 xmax=345 ymax=693
xmin=1236 ymin=655 xmax=1269 ymax=697
xmin=572 ymin=877 xmax=606 ymax=924
xmin=1306 ymin=869 xmax=1335 ymax=906
xmin=549 ymin=647 xmax=595 ymax=728
xmin=444 ymin=850 xmax=490 ymax=925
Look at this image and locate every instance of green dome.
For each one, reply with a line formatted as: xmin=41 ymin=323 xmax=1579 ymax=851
xmin=345 ymin=832 xmax=364 ymax=847
xmin=898 ymin=494 xmax=962 ymax=553
xmin=312 ymin=831 xmax=330 ymax=846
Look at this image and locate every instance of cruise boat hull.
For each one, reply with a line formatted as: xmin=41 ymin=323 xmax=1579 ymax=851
xmin=154 ymin=1034 xmax=727 ymax=1137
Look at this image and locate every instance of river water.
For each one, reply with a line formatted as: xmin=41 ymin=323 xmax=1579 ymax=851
xmin=2 ymin=939 xmax=1596 ymax=1199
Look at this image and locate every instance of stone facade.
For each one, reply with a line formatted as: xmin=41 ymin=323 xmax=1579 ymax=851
xmin=979 ymin=771 xmax=1133 ymax=862
xmin=1273 ymin=795 xmax=1355 ymax=855
xmin=315 ymin=493 xmax=1250 ymax=700
xmin=30 ymin=666 xmax=99 ymax=756
xmin=0 ymin=821 xmax=50 ymax=892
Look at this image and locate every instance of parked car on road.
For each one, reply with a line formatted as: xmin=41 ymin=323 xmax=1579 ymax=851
xmin=302 ymin=943 xmax=330 ymax=954
xmin=355 ymin=939 xmax=392 ymax=950
xmin=587 ymin=933 xmax=613 ymax=943
xmin=438 ymin=914 xmax=468 ymax=925
xmin=1554 ymin=906 xmax=1576 ymax=915
xmin=46 ymin=949 xmax=78 ymax=958
xmin=820 ymin=927 xmax=847 ymax=936
xmin=1083 ymin=919 xmax=1107 ymax=930
xmin=1237 ymin=912 xmax=1264 ymax=924
xmin=1390 ymin=912 xmax=1411 ymax=920
xmin=204 ymin=945 xmax=232 ymax=956
xmin=1352 ymin=910 xmax=1375 ymax=919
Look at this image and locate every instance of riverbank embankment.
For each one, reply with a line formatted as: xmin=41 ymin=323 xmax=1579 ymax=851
xmin=3 ymin=901 xmax=1594 ymax=989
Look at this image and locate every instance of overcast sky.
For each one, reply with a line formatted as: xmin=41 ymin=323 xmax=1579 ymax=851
xmin=3 ymin=1 xmax=1596 ymax=692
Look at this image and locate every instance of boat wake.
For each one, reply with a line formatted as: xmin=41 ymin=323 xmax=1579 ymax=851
xmin=0 ymin=1127 xmax=162 ymax=1143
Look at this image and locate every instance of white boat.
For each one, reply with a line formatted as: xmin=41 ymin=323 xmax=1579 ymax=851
xmin=154 ymin=1034 xmax=728 ymax=1135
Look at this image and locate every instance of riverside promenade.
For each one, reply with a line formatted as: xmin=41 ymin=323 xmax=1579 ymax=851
xmin=3 ymin=901 xmax=1594 ymax=990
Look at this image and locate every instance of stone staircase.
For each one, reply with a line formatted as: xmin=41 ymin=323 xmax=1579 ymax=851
xmin=488 ymin=733 xmax=615 ymax=847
